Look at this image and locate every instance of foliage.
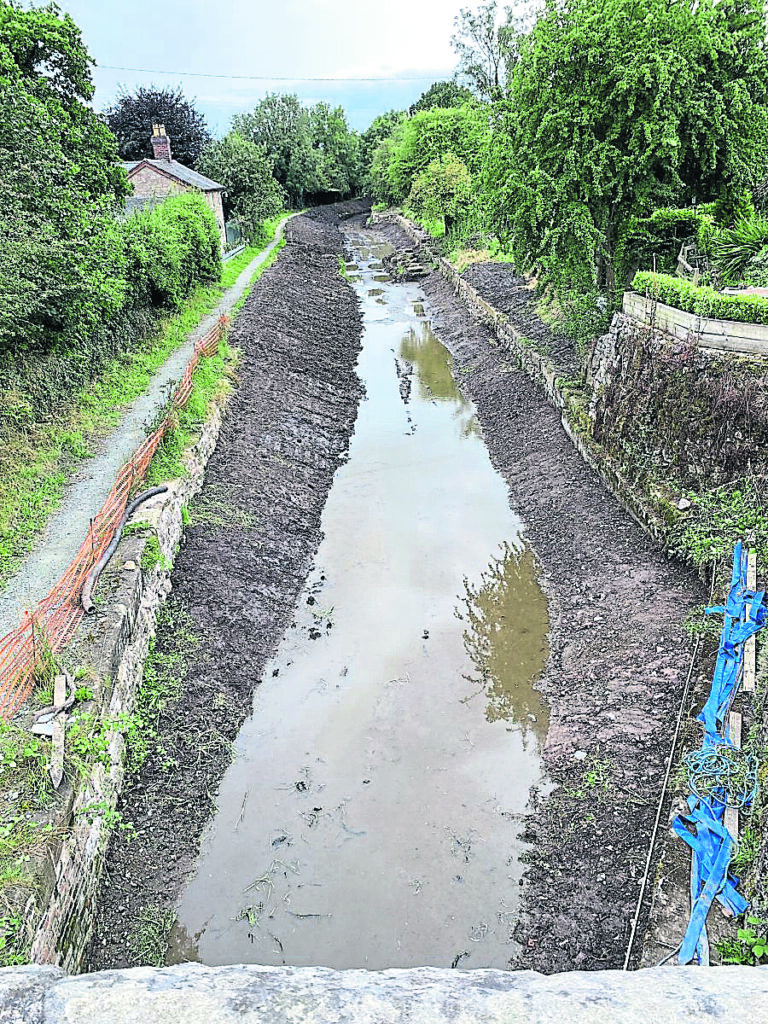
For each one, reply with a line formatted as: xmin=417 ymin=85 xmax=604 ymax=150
xmin=717 ymin=916 xmax=768 ymax=965
xmin=0 ymin=0 xmax=130 ymax=357
xmin=104 ymin=85 xmax=212 ymax=166
xmin=128 ymin=906 xmax=176 ymax=967
xmin=632 ymin=271 xmax=768 ymax=326
xmin=196 ymin=132 xmax=283 ymax=239
xmin=481 ymin=0 xmax=768 ymax=296
xmin=711 ymin=216 xmax=768 ymax=284
xmin=409 ymin=80 xmax=475 ymax=115
xmin=615 ymin=207 xmax=715 ymax=286
xmin=359 ymin=109 xmax=405 ymax=183
xmin=546 ymin=288 xmax=614 ymax=358
xmin=408 ymin=153 xmax=473 ymax=232
xmin=451 ymin=1 xmax=519 ymax=100
xmin=233 ymin=93 xmax=360 ymax=206
xmin=671 ymin=479 xmax=768 ymax=573
xmin=370 ymin=105 xmax=491 ymax=207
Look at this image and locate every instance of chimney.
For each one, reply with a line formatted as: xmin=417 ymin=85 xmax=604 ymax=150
xmin=150 ymin=123 xmax=171 ymax=162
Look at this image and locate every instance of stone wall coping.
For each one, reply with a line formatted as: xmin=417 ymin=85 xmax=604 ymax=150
xmin=2 ymin=962 xmax=768 ymax=1023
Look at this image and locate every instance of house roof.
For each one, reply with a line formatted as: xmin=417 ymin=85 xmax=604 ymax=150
xmin=121 ymin=158 xmax=225 ymax=192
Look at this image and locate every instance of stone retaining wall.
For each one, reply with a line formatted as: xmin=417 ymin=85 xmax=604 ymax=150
xmin=379 ymin=213 xmax=672 ymax=549
xmin=23 ymin=390 xmax=229 ymax=972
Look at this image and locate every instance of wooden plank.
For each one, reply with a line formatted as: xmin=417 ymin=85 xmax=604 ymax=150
xmin=49 ymin=673 xmax=66 ymax=790
xmin=744 ymin=551 xmax=757 ymax=693
xmin=724 ymin=711 xmax=742 ymax=843
xmin=623 ymin=292 xmax=768 ymax=353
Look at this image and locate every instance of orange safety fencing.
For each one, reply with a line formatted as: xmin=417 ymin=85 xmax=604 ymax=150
xmin=0 ymin=316 xmax=229 ymax=721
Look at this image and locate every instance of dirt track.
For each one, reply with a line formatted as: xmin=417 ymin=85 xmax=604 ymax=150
xmin=376 ymin=218 xmax=703 ymax=972
xmin=87 ymin=205 xmax=367 ymax=971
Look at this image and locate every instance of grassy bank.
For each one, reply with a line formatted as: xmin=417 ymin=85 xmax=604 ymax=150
xmin=0 ymin=213 xmax=289 ymax=594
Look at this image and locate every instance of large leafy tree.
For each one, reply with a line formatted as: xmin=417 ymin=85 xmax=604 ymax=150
xmin=233 ymin=93 xmax=307 ymax=191
xmin=235 ymin=93 xmax=360 ymax=205
xmin=409 ymin=80 xmax=475 ymax=115
xmin=373 ymin=105 xmax=491 ymax=205
xmin=196 ymin=132 xmax=283 ymax=237
xmin=483 ymin=0 xmax=768 ymax=294
xmin=104 ymin=85 xmax=212 ymax=166
xmin=0 ymin=0 xmax=129 ymax=354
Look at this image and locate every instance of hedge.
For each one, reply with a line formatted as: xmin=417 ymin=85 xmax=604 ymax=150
xmin=615 ymin=207 xmax=715 ymax=286
xmin=632 ymin=271 xmax=768 ymax=326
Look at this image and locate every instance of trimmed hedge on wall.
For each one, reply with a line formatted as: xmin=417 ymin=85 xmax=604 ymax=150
xmin=632 ymin=271 xmax=768 ymax=326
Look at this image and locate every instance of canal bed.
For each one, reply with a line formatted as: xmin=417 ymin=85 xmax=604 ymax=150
xmin=170 ymin=225 xmax=550 ymax=971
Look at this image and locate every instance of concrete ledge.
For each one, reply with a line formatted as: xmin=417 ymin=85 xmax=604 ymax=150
xmin=2 ymin=962 xmax=768 ymax=1023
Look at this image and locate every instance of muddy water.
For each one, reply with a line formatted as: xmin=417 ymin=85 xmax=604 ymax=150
xmin=171 ymin=227 xmax=550 ymax=970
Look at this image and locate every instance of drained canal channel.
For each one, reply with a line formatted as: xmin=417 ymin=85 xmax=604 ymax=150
xmin=87 ymin=204 xmax=701 ymax=976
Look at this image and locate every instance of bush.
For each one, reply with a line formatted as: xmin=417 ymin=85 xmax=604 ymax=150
xmin=407 ymin=153 xmax=473 ymax=233
xmin=632 ymin=272 xmax=768 ymax=325
xmin=711 ymin=217 xmax=768 ymax=284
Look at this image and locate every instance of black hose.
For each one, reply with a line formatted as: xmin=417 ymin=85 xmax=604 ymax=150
xmin=81 ymin=486 xmax=168 ymax=613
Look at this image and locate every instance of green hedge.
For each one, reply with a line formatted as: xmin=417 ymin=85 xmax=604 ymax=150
xmin=632 ymin=271 xmax=768 ymax=326
xmin=0 ymin=193 xmax=222 ymax=427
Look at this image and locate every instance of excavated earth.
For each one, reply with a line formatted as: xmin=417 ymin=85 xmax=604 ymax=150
xmin=87 ymin=204 xmax=368 ymax=971
xmin=373 ymin=217 xmax=703 ymax=973
xmin=87 ymin=203 xmax=702 ymax=976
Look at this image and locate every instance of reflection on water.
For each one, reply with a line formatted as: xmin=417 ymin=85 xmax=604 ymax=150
xmin=460 ymin=544 xmax=550 ymax=746
xmin=400 ymin=321 xmax=480 ymax=438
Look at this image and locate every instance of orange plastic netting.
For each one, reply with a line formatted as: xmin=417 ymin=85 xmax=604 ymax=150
xmin=0 ymin=316 xmax=228 ymax=720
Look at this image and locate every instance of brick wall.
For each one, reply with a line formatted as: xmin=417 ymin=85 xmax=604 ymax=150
xmin=128 ymin=166 xmax=185 ymax=199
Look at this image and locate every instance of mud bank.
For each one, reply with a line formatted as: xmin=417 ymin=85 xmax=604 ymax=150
xmin=375 ymin=219 xmax=703 ymax=973
xmin=86 ymin=205 xmax=366 ymax=971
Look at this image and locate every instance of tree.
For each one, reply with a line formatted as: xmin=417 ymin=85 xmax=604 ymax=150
xmin=104 ymin=85 xmax=211 ymax=166
xmin=409 ymin=80 xmax=475 ymax=115
xmin=233 ymin=93 xmax=307 ymax=190
xmin=408 ymin=153 xmax=473 ymax=233
xmin=372 ymin=105 xmax=491 ymax=205
xmin=197 ymin=133 xmax=283 ymax=238
xmin=360 ymin=109 xmax=405 ymax=183
xmin=483 ymin=0 xmax=768 ymax=295
xmin=235 ymin=94 xmax=360 ymax=205
xmin=451 ymin=1 xmax=517 ymax=100
xmin=0 ymin=0 xmax=129 ymax=354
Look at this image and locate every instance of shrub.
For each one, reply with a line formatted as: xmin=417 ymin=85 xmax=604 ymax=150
xmin=632 ymin=272 xmax=768 ymax=326
xmin=407 ymin=153 xmax=473 ymax=233
xmin=711 ymin=216 xmax=768 ymax=284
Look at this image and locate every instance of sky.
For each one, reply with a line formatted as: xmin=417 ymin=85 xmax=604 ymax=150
xmin=60 ymin=0 xmax=463 ymax=134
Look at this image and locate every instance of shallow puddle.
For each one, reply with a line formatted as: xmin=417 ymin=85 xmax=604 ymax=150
xmin=172 ymin=226 xmax=550 ymax=971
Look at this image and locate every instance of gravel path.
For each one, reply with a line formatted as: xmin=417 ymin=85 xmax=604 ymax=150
xmin=0 ymin=216 xmax=294 ymax=640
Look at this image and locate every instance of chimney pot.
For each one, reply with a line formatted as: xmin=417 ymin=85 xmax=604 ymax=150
xmin=150 ymin=126 xmax=172 ymax=162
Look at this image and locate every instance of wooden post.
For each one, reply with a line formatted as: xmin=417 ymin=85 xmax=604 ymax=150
xmin=49 ymin=673 xmax=66 ymax=790
xmin=744 ymin=550 xmax=757 ymax=693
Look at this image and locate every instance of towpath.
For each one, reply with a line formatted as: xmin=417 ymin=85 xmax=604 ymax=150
xmin=0 ymin=215 xmax=293 ymax=641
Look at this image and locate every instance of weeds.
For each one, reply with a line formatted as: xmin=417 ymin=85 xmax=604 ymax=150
xmin=187 ymin=485 xmax=257 ymax=533
xmin=128 ymin=905 xmax=175 ymax=967
xmin=717 ymin=916 xmax=768 ymax=964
